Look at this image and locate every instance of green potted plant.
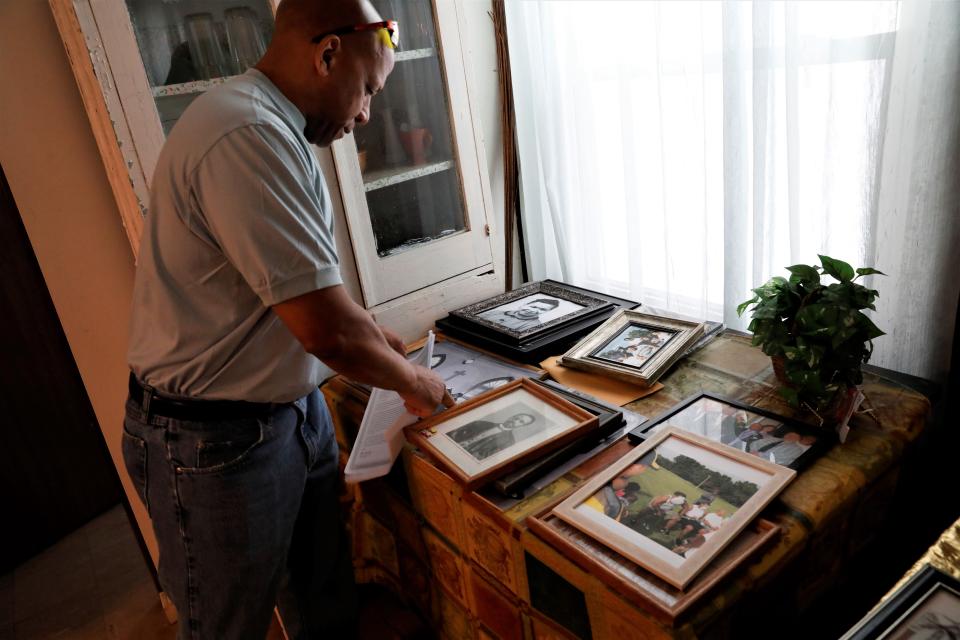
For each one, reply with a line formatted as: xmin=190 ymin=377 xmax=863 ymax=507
xmin=737 ymin=255 xmax=885 ymax=421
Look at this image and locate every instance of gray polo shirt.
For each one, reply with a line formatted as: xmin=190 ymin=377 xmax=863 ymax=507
xmin=128 ymin=69 xmax=340 ymax=402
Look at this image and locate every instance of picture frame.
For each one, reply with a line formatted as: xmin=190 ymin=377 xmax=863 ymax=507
xmin=407 ymin=333 xmax=546 ymax=403
xmin=627 ymin=392 xmax=833 ymax=471
xmin=491 ymin=380 xmax=628 ymax=498
xmin=405 ymin=378 xmax=599 ymax=490
xmin=560 ymin=310 xmax=706 ymax=387
xmin=448 ymin=280 xmax=615 ymax=345
xmin=842 ymin=564 xmax=960 ymax=640
xmin=527 ymin=510 xmax=780 ymax=623
xmin=436 ymin=282 xmax=639 ymax=364
xmin=551 ymin=427 xmax=795 ymax=589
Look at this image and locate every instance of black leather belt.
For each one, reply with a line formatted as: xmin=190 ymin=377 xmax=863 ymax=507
xmin=128 ymin=373 xmax=276 ymax=422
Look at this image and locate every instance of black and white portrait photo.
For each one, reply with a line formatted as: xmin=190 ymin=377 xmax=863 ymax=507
xmin=446 ymin=402 xmax=549 ymax=462
xmin=422 ymin=340 xmax=540 ymax=402
xmin=476 ymin=294 xmax=584 ymax=332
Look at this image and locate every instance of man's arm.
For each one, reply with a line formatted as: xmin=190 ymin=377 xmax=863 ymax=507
xmin=273 ymin=285 xmax=451 ymax=416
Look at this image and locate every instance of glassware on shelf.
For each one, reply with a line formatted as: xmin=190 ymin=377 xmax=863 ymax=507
xmin=184 ymin=12 xmax=227 ymax=80
xmin=224 ymin=6 xmax=266 ymax=75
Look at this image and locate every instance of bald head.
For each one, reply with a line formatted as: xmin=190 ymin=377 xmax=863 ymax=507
xmin=274 ymin=0 xmax=382 ymax=41
xmin=256 ymin=0 xmax=395 ymax=147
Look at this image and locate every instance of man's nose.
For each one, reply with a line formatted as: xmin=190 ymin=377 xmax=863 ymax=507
xmin=356 ymin=98 xmax=371 ymax=125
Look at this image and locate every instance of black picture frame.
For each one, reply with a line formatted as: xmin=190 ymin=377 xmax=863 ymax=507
xmin=627 ymin=392 xmax=833 ymax=471
xmin=437 ymin=280 xmax=639 ymax=364
xmin=841 ymin=565 xmax=960 ymax=640
xmin=491 ymin=380 xmax=629 ymax=498
xmin=449 ymin=280 xmax=612 ymax=344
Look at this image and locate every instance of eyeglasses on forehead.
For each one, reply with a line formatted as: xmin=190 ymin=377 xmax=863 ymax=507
xmin=311 ymin=20 xmax=399 ymax=49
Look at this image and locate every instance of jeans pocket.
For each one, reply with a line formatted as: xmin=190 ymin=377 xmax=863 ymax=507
xmin=179 ymin=417 xmax=266 ymax=475
xmin=121 ymin=427 xmax=149 ymax=510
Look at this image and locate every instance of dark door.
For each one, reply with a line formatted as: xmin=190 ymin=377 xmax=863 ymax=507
xmin=0 ymin=164 xmax=122 ymax=572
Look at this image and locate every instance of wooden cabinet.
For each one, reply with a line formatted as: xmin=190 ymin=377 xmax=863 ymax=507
xmin=51 ymin=0 xmax=503 ymax=339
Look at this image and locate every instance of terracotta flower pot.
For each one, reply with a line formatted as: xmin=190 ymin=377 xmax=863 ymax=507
xmin=770 ymin=355 xmax=862 ymax=427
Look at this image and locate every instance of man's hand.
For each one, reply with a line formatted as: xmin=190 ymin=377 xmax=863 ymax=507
xmin=401 ymin=366 xmax=455 ymax=418
xmin=378 ymin=325 xmax=407 ymax=357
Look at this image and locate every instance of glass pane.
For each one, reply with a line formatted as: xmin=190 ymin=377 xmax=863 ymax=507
xmin=125 ymin=0 xmax=274 ymax=135
xmin=355 ymin=0 xmax=469 ymax=257
xmin=366 ymin=170 xmax=467 ymax=256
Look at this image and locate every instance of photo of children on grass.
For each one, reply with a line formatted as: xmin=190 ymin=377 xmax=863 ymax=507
xmin=581 ymin=444 xmax=759 ymax=559
xmin=592 ymin=323 xmax=677 ymax=368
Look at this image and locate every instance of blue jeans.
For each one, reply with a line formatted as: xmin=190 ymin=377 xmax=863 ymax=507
xmin=121 ymin=388 xmax=357 ymax=639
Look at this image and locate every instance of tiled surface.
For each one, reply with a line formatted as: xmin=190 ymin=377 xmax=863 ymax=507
xmin=2 ymin=506 xmax=174 ymax=640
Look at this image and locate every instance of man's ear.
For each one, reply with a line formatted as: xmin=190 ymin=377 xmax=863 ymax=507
xmin=313 ymin=36 xmax=341 ymax=77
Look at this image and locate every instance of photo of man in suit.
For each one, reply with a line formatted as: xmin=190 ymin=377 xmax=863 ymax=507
xmin=446 ymin=410 xmax=545 ymax=461
xmin=478 ymin=297 xmax=562 ymax=332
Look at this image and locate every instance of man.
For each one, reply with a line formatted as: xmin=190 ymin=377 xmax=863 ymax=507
xmin=478 ymin=297 xmax=561 ymax=331
xmin=122 ymin=2 xmax=451 ymax=638
xmin=446 ymin=412 xmax=539 ymax=461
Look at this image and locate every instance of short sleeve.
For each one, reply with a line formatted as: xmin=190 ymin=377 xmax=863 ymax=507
xmin=189 ymin=123 xmax=342 ymax=306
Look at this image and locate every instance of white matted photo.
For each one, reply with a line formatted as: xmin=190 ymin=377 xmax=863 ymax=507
xmin=552 ymin=427 xmax=794 ymax=588
xmin=476 ymin=293 xmax=584 ymax=332
xmin=406 ymin=379 xmax=597 ymax=489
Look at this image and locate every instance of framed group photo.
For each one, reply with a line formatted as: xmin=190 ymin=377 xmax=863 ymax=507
xmin=406 ymin=378 xmax=598 ymax=489
xmin=552 ymin=428 xmax=794 ymax=589
xmin=628 ymin=392 xmax=832 ymax=470
xmin=841 ymin=564 xmax=960 ymax=639
xmin=560 ymin=310 xmax=705 ymax=387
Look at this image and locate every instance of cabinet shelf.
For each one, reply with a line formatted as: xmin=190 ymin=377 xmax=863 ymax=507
xmin=147 ymin=49 xmax=434 ymax=98
xmin=363 ymin=159 xmax=454 ymax=192
xmin=396 ymin=47 xmax=436 ymax=62
xmin=151 ymin=77 xmax=238 ymax=99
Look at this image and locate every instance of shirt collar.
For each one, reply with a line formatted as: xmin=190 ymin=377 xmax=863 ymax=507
xmin=245 ymin=68 xmax=307 ymax=136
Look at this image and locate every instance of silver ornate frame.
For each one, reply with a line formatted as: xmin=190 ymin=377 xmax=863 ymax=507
xmin=560 ymin=310 xmax=705 ymax=386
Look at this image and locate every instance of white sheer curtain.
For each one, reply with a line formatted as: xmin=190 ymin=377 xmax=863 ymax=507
xmin=506 ymin=1 xmax=960 ymax=380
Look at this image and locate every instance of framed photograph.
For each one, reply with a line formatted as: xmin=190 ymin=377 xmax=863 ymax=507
xmin=406 ymin=378 xmax=599 ymax=489
xmin=408 ymin=334 xmax=545 ymax=403
xmin=842 ymin=565 xmax=960 ymax=640
xmin=447 ymin=280 xmax=639 ymax=345
xmin=560 ymin=310 xmax=705 ymax=386
xmin=491 ymin=380 xmax=629 ymax=498
xmin=627 ymin=392 xmax=832 ymax=471
xmin=552 ymin=427 xmax=795 ymax=589
xmin=527 ymin=512 xmax=780 ymax=623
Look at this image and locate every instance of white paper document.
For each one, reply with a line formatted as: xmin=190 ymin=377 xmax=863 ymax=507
xmin=344 ymin=331 xmax=435 ymax=483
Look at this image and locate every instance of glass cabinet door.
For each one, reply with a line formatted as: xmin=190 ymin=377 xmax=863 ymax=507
xmin=125 ymin=0 xmax=275 ymax=135
xmin=334 ymin=0 xmax=495 ymax=307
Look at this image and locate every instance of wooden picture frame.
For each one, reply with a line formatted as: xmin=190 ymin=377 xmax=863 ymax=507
xmin=841 ymin=565 xmax=960 ymax=640
xmin=552 ymin=428 xmax=794 ymax=589
xmin=627 ymin=392 xmax=833 ymax=471
xmin=405 ymin=378 xmax=598 ymax=490
xmin=560 ymin=310 xmax=705 ymax=387
xmin=491 ymin=380 xmax=627 ymax=498
xmin=527 ymin=511 xmax=780 ymax=623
